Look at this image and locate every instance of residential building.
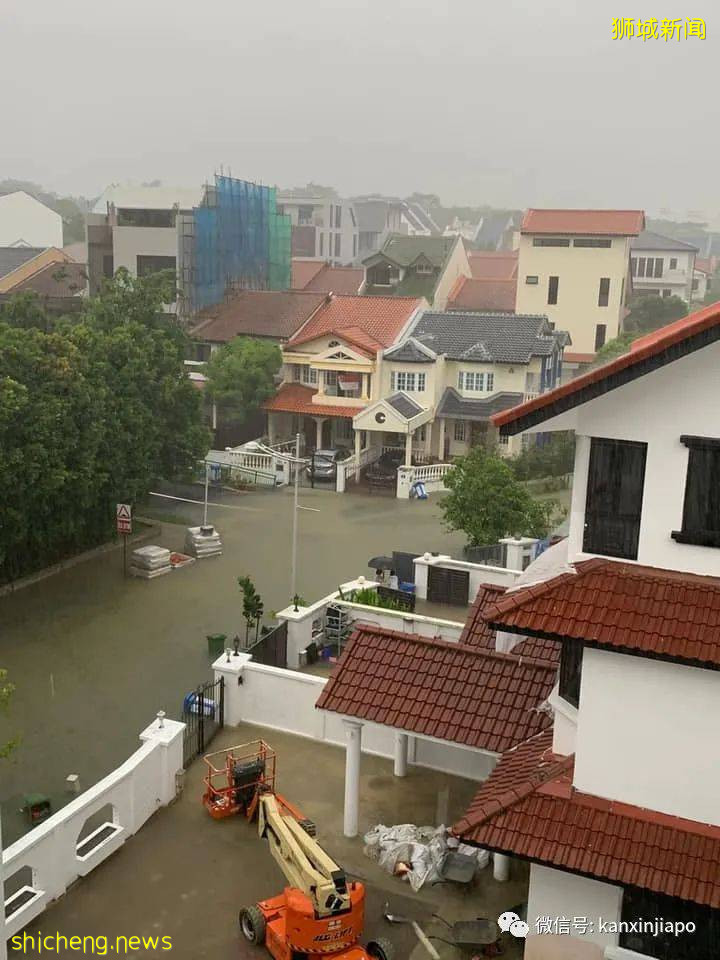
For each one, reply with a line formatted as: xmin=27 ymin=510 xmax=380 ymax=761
xmin=290 ymin=258 xmax=364 ymax=294
xmin=473 ymin=210 xmax=520 ymax=251
xmin=264 ymin=295 xmax=424 ymax=451
xmin=447 ymin=250 xmax=518 ymax=312
xmin=454 ymin=303 xmax=720 ymax=959
xmin=442 ymin=215 xmax=482 ymax=243
xmin=353 ymin=311 xmax=568 ymax=462
xmin=0 ymin=190 xmax=63 ymax=248
xmin=87 ymin=177 xmax=291 ymax=319
xmin=277 ymin=194 xmax=358 ymax=264
xmin=362 ymin=233 xmax=470 ymax=308
xmin=515 ymin=209 xmax=645 ymax=355
xmin=692 ymin=258 xmax=712 ymax=302
xmin=630 ymin=230 xmax=697 ymax=302
xmin=352 ymin=197 xmax=439 ymax=258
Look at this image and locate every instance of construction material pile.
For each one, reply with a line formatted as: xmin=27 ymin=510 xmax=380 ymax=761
xmin=130 ymin=545 xmax=172 ymax=579
xmin=185 ymin=525 xmax=223 ymax=559
xmin=364 ymin=823 xmax=489 ymax=891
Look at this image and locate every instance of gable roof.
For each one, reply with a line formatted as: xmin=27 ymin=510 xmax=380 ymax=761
xmin=467 ymin=250 xmax=518 ymax=280
xmin=410 ymin=310 xmax=561 ymax=363
xmin=367 ymin=233 xmax=457 ymax=269
xmin=316 ymin=625 xmax=556 ymax=753
xmin=9 ymin=260 xmax=87 ymax=297
xmin=385 ymin=392 xmax=424 ymax=419
xmin=383 ymin=336 xmax=437 ymax=363
xmin=287 ymin=294 xmax=421 ymax=353
xmin=0 ymin=246 xmax=47 ymax=280
xmin=459 ymin=583 xmax=508 ymax=649
xmin=190 ymin=290 xmax=326 ymax=343
xmin=631 ymin=229 xmax=699 ymax=253
xmin=447 ymin=277 xmax=517 ymax=313
xmin=483 ymin=557 xmax=720 ymax=668
xmin=474 ymin=212 xmax=515 ymax=249
xmin=303 ymin=264 xmax=365 ymax=295
xmin=493 ymin=300 xmax=720 ymax=435
xmin=521 ymin=209 xmax=645 ymax=237
xmin=263 ymin=382 xmax=364 ymax=419
xmin=454 ymin=731 xmax=720 ymax=909
xmin=291 ymin=259 xmax=325 ymax=289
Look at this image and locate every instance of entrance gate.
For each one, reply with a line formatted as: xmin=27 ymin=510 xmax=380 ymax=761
xmin=182 ymin=676 xmax=225 ymax=768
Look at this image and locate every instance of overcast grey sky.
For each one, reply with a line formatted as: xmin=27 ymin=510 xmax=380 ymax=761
xmin=1 ymin=1 xmax=716 ymax=216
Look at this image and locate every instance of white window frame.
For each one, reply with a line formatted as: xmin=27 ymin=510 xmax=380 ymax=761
xmin=392 ymin=371 xmax=425 ymax=393
xmin=301 ymin=365 xmax=318 ymax=385
xmin=458 ymin=371 xmax=486 ymax=392
xmin=454 ymin=420 xmax=466 ymax=442
xmin=486 ymin=372 xmax=494 ymax=391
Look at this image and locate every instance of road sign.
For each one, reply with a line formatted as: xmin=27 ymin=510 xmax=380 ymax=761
xmin=116 ymin=503 xmax=132 ymax=535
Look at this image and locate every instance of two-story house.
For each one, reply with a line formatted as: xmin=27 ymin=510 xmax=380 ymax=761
xmin=454 ymin=303 xmax=720 ymax=960
xmin=515 ymin=209 xmax=645 ymax=356
xmin=352 ymin=311 xmax=569 ymax=463
xmin=362 ymin=233 xmax=470 ymax=309
xmin=263 ymin=294 xmax=425 ymax=451
xmin=630 ymin=230 xmax=698 ymax=302
xmin=277 ymin=194 xmax=359 ymax=264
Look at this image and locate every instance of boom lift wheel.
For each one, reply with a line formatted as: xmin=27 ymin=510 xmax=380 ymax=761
xmin=239 ymin=905 xmax=266 ymax=945
xmin=367 ymin=937 xmax=395 ymax=960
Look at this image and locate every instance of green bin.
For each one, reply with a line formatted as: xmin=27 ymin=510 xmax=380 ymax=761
xmin=207 ymin=633 xmax=227 ymax=657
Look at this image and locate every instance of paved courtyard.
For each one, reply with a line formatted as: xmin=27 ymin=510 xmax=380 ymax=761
xmin=0 ymin=486 xmax=466 ymax=843
xmin=18 ymin=725 xmax=527 ymax=959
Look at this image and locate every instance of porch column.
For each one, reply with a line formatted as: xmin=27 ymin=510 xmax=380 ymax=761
xmin=393 ymin=731 xmax=409 ymax=777
xmin=493 ymin=852 xmax=511 ymax=882
xmin=316 ymin=372 xmax=326 ymax=396
xmin=354 ymin=429 xmax=362 ymax=461
xmin=267 ymin=414 xmax=277 ymax=445
xmin=438 ymin=418 xmax=446 ymax=461
xmin=361 ymin=373 xmax=370 ymax=401
xmin=405 ymin=431 xmax=413 ymax=467
xmin=343 ymin=721 xmax=363 ymax=837
xmin=313 ymin=417 xmax=326 ymax=449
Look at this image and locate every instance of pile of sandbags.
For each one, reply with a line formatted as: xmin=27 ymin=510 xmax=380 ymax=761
xmin=130 ymin=545 xmax=172 ymax=579
xmin=184 ymin=524 xmax=223 ymax=559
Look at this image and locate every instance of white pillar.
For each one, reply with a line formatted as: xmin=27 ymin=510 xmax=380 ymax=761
xmin=438 ymin=418 xmax=446 ymax=460
xmin=493 ymin=852 xmax=511 ymax=882
xmin=405 ymin=431 xmax=413 ymax=467
xmin=393 ymin=732 xmax=409 ymax=777
xmin=361 ymin=373 xmax=370 ymax=401
xmin=267 ymin=414 xmax=277 ymax=445
xmin=314 ymin=417 xmax=325 ymax=449
xmin=354 ymin=428 xmax=362 ymax=462
xmin=343 ymin=721 xmax=363 ymax=837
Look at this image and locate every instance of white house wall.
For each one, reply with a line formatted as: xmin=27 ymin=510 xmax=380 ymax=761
xmin=566 ymin=339 xmax=720 ymax=576
xmin=574 ymin=648 xmax=720 ymax=824
xmin=525 ymin=863 xmax=622 ymax=959
xmin=112 ymin=226 xmax=178 ymax=275
xmin=0 ymin=192 xmax=63 ymax=248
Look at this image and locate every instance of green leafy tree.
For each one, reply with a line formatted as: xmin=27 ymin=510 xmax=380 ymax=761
xmin=440 ymin=446 xmax=556 ymax=546
xmin=238 ymin=575 xmax=264 ymax=645
xmin=510 ymin=432 xmax=575 ymax=481
xmin=625 ymin=294 xmax=688 ymax=334
xmin=205 ymin=337 xmax=281 ymax=424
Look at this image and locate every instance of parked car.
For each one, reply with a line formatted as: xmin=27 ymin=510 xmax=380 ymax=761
xmin=306 ymin=447 xmax=351 ymax=481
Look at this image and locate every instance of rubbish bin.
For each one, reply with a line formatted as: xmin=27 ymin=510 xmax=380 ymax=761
xmin=207 ymin=633 xmax=227 ymax=657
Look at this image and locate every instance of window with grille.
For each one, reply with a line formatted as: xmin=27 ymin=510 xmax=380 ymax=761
xmin=391 ymin=372 xmax=426 ymax=392
xmin=458 ymin=371 xmax=486 ymax=392
xmin=454 ymin=421 xmax=466 ymax=441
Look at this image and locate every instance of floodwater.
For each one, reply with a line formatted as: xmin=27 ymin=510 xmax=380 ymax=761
xmin=0 ymin=484 xmax=465 ymax=843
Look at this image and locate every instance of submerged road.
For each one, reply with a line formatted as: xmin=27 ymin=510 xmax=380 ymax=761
xmin=0 ymin=484 xmax=465 ymax=843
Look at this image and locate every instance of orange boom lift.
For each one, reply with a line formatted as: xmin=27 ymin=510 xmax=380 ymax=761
xmin=203 ymin=740 xmax=394 ymax=960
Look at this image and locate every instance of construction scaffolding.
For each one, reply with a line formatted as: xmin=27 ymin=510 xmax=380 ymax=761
xmin=178 ymin=174 xmax=291 ymax=322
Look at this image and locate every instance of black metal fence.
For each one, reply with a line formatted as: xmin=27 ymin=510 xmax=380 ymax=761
xmin=463 ymin=542 xmax=507 ymax=567
xmin=182 ymin=676 xmax=225 ymax=768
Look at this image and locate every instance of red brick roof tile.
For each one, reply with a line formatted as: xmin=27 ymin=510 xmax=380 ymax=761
xmin=459 ymin=583 xmax=508 ymax=649
xmin=447 ymin=277 xmax=517 ymax=313
xmin=191 ymin=290 xmax=325 ymax=342
xmin=494 ymin=299 xmax=720 ymax=432
xmin=521 ymin=209 xmax=645 ymax=236
xmin=467 ymin=251 xmax=518 ymax=281
xmin=315 ymin=626 xmax=556 ymax=753
xmin=291 ymin=259 xmax=325 ymax=289
xmin=303 ymin=265 xmax=365 ymax=295
xmin=484 ymin=558 xmax=720 ymax=667
xmin=455 ymin=732 xmax=720 ymax=908
xmin=289 ymin=295 xmax=421 ymax=353
xmin=263 ymin=383 xmax=364 ymax=419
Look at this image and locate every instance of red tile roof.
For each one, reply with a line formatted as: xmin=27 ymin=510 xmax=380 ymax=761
xmin=494 ymin=300 xmax=720 ymax=432
xmin=521 ymin=209 xmax=645 ymax=236
xmin=447 ymin=277 xmax=517 ymax=313
xmin=191 ymin=290 xmax=325 ymax=343
xmin=562 ymin=351 xmax=596 ymax=364
xmin=316 ymin=625 xmax=556 ymax=753
xmin=303 ymin=265 xmax=365 ymax=295
xmin=263 ymin=382 xmax=364 ymax=419
xmin=10 ymin=261 xmax=87 ymax=297
xmin=291 ymin=259 xmax=326 ymax=289
xmin=288 ymin=295 xmax=421 ymax=353
xmin=695 ymin=257 xmax=713 ymax=275
xmin=484 ymin=557 xmax=720 ymax=667
xmin=467 ymin=251 xmax=518 ymax=281
xmin=455 ymin=731 xmax=720 ymax=908
xmin=459 ymin=583 xmax=508 ymax=649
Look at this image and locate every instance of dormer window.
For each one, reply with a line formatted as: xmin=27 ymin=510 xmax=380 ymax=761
xmin=415 ymin=261 xmax=433 ymax=275
xmin=672 ymin=436 xmax=720 ymax=547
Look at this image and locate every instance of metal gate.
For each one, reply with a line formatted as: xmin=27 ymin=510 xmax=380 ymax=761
xmin=182 ymin=676 xmax=225 ymax=768
xmin=427 ymin=566 xmax=470 ymax=605
xmin=246 ymin=620 xmax=288 ymax=668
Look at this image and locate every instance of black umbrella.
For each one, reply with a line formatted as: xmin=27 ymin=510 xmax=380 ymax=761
xmin=368 ymin=555 xmax=393 ymax=570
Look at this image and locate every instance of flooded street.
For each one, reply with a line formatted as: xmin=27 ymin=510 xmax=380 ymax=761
xmin=0 ymin=485 xmax=465 ymax=843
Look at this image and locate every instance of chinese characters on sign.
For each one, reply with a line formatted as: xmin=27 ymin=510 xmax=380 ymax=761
xmin=612 ymin=17 xmax=706 ymax=39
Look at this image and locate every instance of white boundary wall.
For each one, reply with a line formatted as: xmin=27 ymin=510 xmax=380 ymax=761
xmin=214 ymin=655 xmax=497 ymax=782
xmin=1 ymin=716 xmax=184 ymax=944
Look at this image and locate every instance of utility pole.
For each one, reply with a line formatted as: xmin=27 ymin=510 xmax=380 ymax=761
xmin=290 ymin=433 xmax=300 ymax=599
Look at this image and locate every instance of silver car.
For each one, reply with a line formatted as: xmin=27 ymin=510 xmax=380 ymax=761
xmin=306 ymin=447 xmax=351 ymax=481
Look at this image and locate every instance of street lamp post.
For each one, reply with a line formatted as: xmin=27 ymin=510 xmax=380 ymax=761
xmin=290 ymin=433 xmax=300 ymax=599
